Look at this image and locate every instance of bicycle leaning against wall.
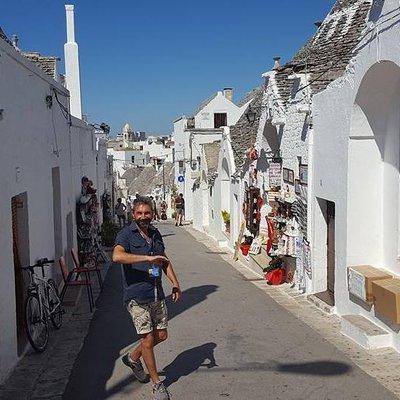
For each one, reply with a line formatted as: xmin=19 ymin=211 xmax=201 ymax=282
xmin=21 ymin=258 xmax=64 ymax=352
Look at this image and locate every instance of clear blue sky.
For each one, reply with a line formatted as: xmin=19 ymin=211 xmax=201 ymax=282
xmin=2 ymin=0 xmax=335 ymax=135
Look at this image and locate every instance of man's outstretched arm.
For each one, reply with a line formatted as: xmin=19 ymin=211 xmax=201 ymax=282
xmin=162 ymin=255 xmax=181 ymax=302
xmin=113 ymin=245 xmax=168 ymax=266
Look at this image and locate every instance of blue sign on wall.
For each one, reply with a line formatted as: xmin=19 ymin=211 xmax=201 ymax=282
xmin=178 ymin=175 xmax=185 ymax=183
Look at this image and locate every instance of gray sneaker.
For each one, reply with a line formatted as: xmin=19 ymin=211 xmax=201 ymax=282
xmin=122 ymin=354 xmax=150 ymax=383
xmin=153 ymin=382 xmax=170 ymax=400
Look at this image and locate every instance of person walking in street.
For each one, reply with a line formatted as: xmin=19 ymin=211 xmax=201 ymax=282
xmin=150 ymin=196 xmax=160 ymax=221
xmin=112 ymin=196 xmax=182 ymax=400
xmin=174 ymin=193 xmax=184 ymax=227
xmin=115 ymin=198 xmax=127 ymax=227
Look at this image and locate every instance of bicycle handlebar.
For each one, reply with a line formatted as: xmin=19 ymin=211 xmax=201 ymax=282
xmin=21 ymin=258 xmax=55 ymax=271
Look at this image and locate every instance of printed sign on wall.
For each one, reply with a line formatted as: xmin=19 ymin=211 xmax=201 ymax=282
xmin=269 ymin=161 xmax=282 ymax=188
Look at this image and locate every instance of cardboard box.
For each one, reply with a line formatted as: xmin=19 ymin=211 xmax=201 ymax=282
xmin=348 ymin=265 xmax=392 ymax=303
xmin=372 ymin=278 xmax=400 ymax=324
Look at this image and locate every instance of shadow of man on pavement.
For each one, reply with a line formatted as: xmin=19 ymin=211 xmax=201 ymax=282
xmin=166 ymin=285 xmax=218 ymax=320
xmin=162 ymin=342 xmax=218 ymax=388
xmin=63 ymin=263 xmax=218 ymax=400
xmin=275 ymin=360 xmax=352 ymax=376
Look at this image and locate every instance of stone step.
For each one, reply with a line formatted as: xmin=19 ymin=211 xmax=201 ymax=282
xmin=250 ymin=252 xmax=271 ymax=272
xmin=341 ymin=314 xmax=392 ymax=349
xmin=307 ymin=294 xmax=335 ymax=314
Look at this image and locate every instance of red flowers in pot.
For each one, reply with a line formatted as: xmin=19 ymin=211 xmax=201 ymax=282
xmin=263 ymin=257 xmax=286 ymax=285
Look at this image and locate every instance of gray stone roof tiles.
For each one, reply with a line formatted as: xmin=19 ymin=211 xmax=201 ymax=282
xmin=275 ymin=0 xmax=371 ymax=106
xmin=127 ymin=163 xmax=174 ymax=196
xmin=121 ymin=167 xmax=144 ymax=186
xmin=22 ymin=52 xmax=59 ymax=79
xmin=229 ymin=87 xmax=264 ymax=171
xmin=203 ymin=141 xmax=221 ymax=184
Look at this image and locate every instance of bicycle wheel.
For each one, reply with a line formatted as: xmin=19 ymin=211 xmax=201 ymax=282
xmin=25 ymin=294 xmax=48 ymax=352
xmin=47 ymin=279 xmax=63 ymax=329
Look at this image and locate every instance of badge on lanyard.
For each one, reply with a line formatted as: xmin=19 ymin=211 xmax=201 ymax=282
xmin=149 ymin=266 xmax=160 ymax=278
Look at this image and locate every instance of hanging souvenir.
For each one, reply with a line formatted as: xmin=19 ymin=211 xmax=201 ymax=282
xmin=247 ymin=145 xmax=258 ymax=161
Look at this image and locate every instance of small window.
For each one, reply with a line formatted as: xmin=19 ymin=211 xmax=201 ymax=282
xmin=140 ymin=146 xmax=143 ymax=150
xmin=214 ymin=113 xmax=227 ymax=128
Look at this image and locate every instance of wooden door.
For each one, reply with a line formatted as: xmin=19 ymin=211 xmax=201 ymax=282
xmin=11 ymin=195 xmax=27 ymax=354
xmin=326 ymin=201 xmax=335 ymax=302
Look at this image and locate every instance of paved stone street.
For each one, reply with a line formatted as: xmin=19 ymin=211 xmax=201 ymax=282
xmin=61 ymin=222 xmax=397 ymax=400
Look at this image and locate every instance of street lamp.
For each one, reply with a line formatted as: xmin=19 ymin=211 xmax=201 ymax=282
xmin=245 ymin=105 xmax=257 ymax=125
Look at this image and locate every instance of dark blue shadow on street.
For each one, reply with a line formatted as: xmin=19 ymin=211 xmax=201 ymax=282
xmin=161 ymin=342 xmax=218 ymax=388
xmin=275 ymin=360 xmax=352 ymax=376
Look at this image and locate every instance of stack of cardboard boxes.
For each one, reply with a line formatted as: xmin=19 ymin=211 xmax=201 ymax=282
xmin=348 ymin=265 xmax=400 ymax=325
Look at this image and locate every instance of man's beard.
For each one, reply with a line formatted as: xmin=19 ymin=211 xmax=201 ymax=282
xmin=136 ymin=218 xmax=152 ymax=229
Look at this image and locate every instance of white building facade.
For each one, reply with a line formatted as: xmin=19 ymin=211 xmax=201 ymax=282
xmin=312 ymin=0 xmax=400 ymax=349
xmin=173 ymin=89 xmax=251 ymax=221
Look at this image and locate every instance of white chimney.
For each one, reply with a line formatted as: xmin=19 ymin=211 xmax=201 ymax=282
xmin=273 ymin=57 xmax=281 ymax=70
xmin=223 ymin=88 xmax=233 ymax=102
xmin=64 ymin=4 xmax=82 ymax=119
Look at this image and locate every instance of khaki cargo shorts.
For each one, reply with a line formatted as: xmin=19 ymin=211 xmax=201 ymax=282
xmin=127 ymin=299 xmax=168 ymax=335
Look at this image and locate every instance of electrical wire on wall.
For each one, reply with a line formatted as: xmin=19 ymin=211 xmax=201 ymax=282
xmin=50 ymin=105 xmax=60 ymax=157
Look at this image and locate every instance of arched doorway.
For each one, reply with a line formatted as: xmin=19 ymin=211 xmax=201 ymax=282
xmin=201 ymin=171 xmax=209 ymax=228
xmin=220 ymin=158 xmax=231 ymax=235
xmin=348 ymin=61 xmax=400 ymax=272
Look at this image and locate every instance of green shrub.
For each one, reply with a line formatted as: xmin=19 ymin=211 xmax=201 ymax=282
xmin=221 ymin=210 xmax=230 ymax=224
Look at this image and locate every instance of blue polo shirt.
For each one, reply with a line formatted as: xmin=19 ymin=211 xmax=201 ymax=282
xmin=115 ymin=222 xmax=166 ymax=304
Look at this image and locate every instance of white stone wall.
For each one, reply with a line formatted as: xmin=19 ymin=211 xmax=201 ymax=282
xmin=312 ymin=0 xmax=400 ymax=350
xmin=256 ymin=75 xmax=310 ymax=200
xmin=0 ymin=39 xmax=110 ymax=382
xmin=194 ymin=91 xmax=247 ymax=129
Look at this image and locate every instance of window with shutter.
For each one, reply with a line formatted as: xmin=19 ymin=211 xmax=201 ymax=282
xmin=214 ymin=113 xmax=227 ymax=128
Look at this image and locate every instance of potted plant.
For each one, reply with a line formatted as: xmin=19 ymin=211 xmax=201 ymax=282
xmin=221 ymin=210 xmax=230 ymax=233
xmin=263 ymin=257 xmax=286 ymax=285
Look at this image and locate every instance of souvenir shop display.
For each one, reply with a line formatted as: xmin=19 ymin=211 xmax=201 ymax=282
xmin=77 ymin=191 xmax=100 ymax=267
xmin=247 ymin=145 xmax=259 ymax=161
xmin=263 ymin=257 xmax=286 ymax=285
xmin=244 ymin=186 xmax=261 ymax=236
xmin=240 ymin=235 xmax=253 ymax=256
xmin=249 ymin=237 xmax=262 ymax=255
xmin=269 ymin=158 xmax=282 ymax=188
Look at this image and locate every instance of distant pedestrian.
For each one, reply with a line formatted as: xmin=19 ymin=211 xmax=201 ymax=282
xmin=113 ymin=196 xmax=181 ymax=400
xmin=150 ymin=196 xmax=158 ymax=221
xmin=174 ymin=193 xmax=184 ymax=227
xmin=115 ymin=198 xmax=127 ymax=227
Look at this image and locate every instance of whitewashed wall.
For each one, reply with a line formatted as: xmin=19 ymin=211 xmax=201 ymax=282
xmin=312 ymin=0 xmax=400 ymax=350
xmin=194 ymin=91 xmax=247 ymax=129
xmin=0 ymin=39 xmax=110 ymax=382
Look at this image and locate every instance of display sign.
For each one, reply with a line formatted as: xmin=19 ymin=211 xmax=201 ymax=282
xmin=178 ymin=175 xmax=185 ymax=183
xmin=249 ymin=237 xmax=262 ymax=255
xmin=269 ymin=162 xmax=282 ymax=188
xmin=299 ymin=164 xmax=308 ymax=184
xmin=348 ymin=268 xmax=367 ymax=301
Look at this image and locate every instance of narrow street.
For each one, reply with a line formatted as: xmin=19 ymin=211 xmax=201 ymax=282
xmin=64 ymin=222 xmax=396 ymax=400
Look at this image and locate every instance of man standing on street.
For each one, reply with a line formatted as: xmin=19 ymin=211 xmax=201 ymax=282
xmin=115 ymin=198 xmax=127 ymax=227
xmin=113 ymin=196 xmax=182 ymax=400
xmin=174 ymin=193 xmax=184 ymax=227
